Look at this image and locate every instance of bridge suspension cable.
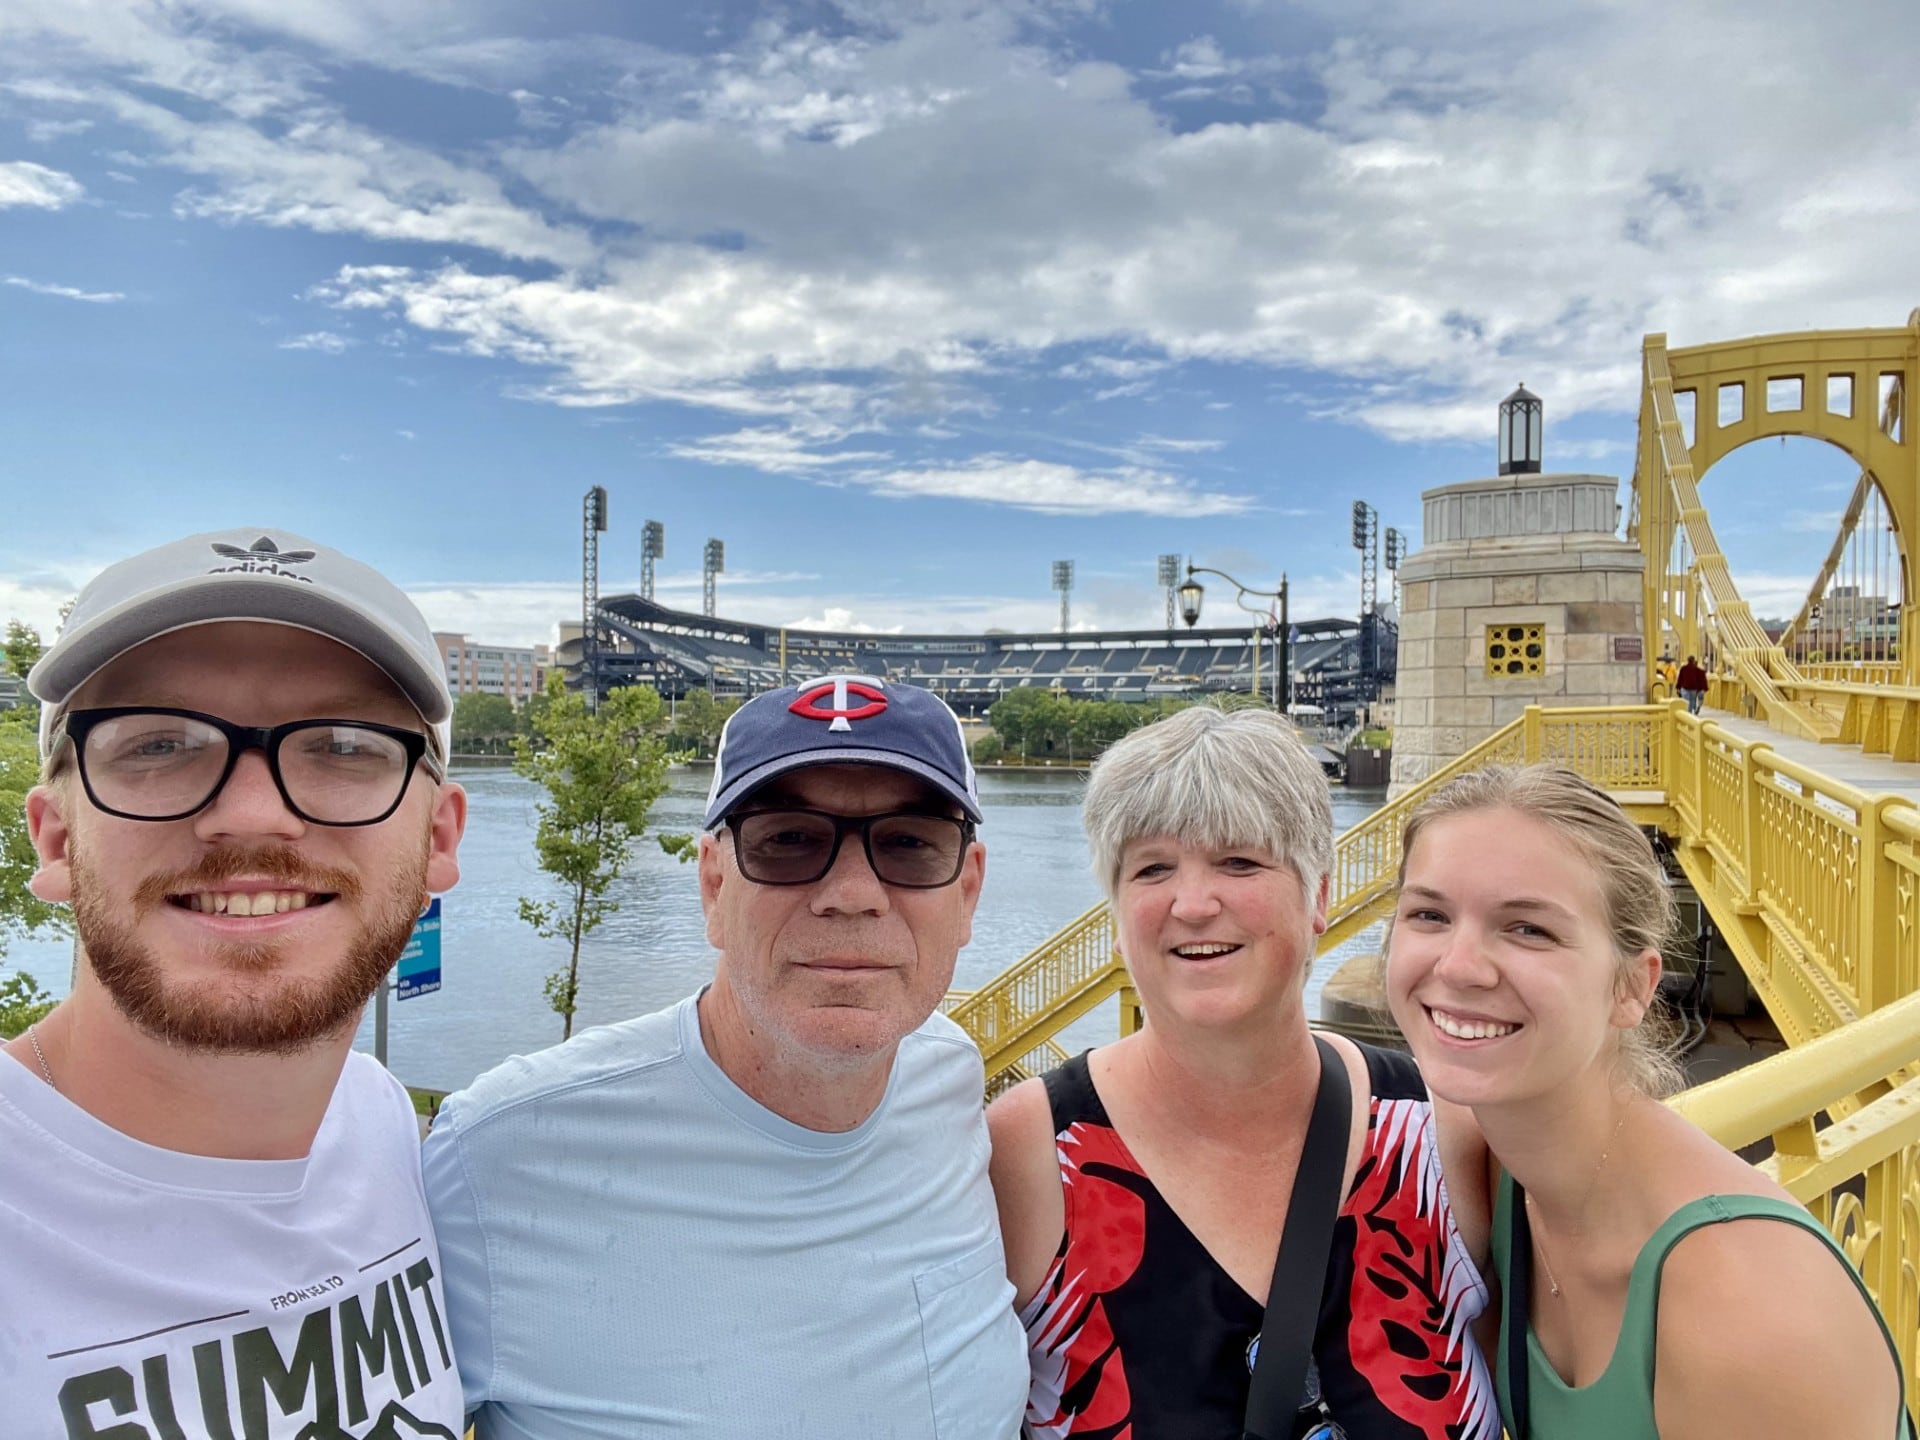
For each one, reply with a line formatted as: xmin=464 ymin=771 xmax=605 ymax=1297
xmin=1779 ymin=379 xmax=1906 ymax=677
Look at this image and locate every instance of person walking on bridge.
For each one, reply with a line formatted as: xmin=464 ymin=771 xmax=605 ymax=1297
xmin=1 ymin=529 xmax=471 ymax=1436
xmin=1386 ymin=764 xmax=1908 ymax=1440
xmin=423 ymin=676 xmax=1027 ymax=1438
xmin=1675 ymin=655 xmax=1708 ymax=715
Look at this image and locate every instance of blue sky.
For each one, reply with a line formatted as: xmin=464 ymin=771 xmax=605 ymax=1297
xmin=1 ymin=0 xmax=1905 ymax=646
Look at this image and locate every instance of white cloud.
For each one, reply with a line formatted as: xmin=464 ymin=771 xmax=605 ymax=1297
xmin=786 ymin=607 xmax=904 ymax=634
xmin=152 ymin=106 xmax=593 ymax=267
xmin=1166 ymin=37 xmax=1233 ymax=80
xmin=404 ymin=581 xmax=577 ymax=648
xmin=26 ymin=117 xmax=91 ymax=142
xmin=4 ymin=0 xmax=1919 ymax=454
xmin=1726 ymin=571 xmax=1824 ymax=621
xmin=4 ymin=275 xmax=124 ymax=303
xmin=405 ymin=578 xmax=1125 ymax=645
xmin=667 ymin=425 xmax=892 ymax=474
xmin=0 ymin=160 xmax=82 ymax=208
xmin=1134 ymin=434 xmax=1225 ymax=453
xmin=1058 ymin=354 xmax=1169 ymax=381
xmin=860 ymin=457 xmax=1253 ymax=515
xmin=278 ymin=330 xmax=351 ymax=353
xmin=0 ymin=556 xmax=99 ymax=639
xmin=1784 ymin=509 xmax=1843 ymax=534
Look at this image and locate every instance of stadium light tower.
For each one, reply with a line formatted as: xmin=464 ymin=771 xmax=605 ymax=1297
xmin=1157 ymin=553 xmax=1182 ymax=630
xmin=703 ymin=538 xmax=725 ymax=618
xmin=642 ymin=520 xmax=664 ymax=601
xmin=1052 ymin=560 xmax=1074 ymax=634
xmin=582 ymin=485 xmax=609 ymax=709
xmin=1384 ymin=525 xmax=1406 ymax=616
xmin=1353 ymin=500 xmax=1380 ymax=703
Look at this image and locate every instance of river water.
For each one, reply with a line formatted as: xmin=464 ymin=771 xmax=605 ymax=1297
xmin=3 ymin=766 xmax=1386 ymax=1093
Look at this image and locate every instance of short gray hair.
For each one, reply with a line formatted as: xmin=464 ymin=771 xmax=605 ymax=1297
xmin=1084 ymin=705 xmax=1334 ymax=898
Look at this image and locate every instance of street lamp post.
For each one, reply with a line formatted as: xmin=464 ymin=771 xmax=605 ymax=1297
xmin=1178 ymin=563 xmax=1291 ymax=712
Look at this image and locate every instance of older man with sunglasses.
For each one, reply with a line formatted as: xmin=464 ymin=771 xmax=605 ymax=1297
xmin=422 ymin=678 xmax=1026 ymax=1438
xmin=3 ymin=529 xmax=468 ymax=1437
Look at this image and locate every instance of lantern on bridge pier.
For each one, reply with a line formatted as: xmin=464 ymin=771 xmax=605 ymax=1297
xmin=1498 ymin=384 xmax=1543 ymax=475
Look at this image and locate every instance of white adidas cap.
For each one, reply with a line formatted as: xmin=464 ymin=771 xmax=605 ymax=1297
xmin=29 ymin=528 xmax=451 ymax=762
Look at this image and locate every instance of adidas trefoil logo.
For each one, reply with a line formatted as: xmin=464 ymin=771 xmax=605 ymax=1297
xmin=208 ymin=535 xmax=318 ymax=583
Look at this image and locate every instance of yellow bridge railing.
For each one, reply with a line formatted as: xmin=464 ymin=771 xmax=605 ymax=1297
xmin=1674 ymin=988 xmax=1920 ymax=1398
xmin=952 ymin=700 xmax=1920 ymax=1408
xmin=945 ymin=901 xmax=1134 ymax=1085
xmin=955 ymin=699 xmax=1920 ymax=1077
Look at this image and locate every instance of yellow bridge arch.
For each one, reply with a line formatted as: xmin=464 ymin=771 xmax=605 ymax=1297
xmin=1637 ymin=313 xmax=1919 ymax=696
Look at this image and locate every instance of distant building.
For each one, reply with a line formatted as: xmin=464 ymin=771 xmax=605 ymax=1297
xmin=1789 ymin=585 xmax=1900 ymax=662
xmin=1824 ymin=585 xmax=1898 ymax=644
xmin=0 ymin=674 xmax=21 ymax=711
xmin=432 ymin=632 xmax=550 ymax=704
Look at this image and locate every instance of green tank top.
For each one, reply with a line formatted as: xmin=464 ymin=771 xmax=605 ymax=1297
xmin=1490 ymin=1171 xmax=1909 ymax=1439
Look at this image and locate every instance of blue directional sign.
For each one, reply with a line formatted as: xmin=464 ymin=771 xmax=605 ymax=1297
xmin=397 ymin=898 xmax=442 ymax=1000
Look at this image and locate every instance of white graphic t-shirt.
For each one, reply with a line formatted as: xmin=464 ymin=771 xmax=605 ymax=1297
xmin=0 ymin=1049 xmax=465 ymax=1440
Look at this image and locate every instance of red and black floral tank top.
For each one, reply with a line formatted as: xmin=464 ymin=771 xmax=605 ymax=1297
xmin=1019 ymin=1043 xmax=1499 ymax=1439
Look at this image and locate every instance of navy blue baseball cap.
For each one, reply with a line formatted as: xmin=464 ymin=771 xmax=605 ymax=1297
xmin=704 ymin=675 xmax=982 ymax=827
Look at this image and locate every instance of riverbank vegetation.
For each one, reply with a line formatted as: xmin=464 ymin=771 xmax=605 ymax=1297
xmin=971 ymin=689 xmax=1276 ymax=767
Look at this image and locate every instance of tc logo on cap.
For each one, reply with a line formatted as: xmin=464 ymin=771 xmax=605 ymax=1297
xmin=789 ymin=678 xmax=888 ymax=733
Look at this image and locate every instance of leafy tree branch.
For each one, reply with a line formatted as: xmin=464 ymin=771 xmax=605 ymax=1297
xmin=514 ymin=677 xmax=672 ymax=1040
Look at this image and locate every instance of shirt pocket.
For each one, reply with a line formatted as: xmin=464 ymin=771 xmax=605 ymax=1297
xmin=914 ymin=1235 xmax=1023 ymax=1439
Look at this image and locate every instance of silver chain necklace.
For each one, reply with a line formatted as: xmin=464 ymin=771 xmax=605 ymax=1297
xmin=26 ymin=1023 xmax=55 ymax=1091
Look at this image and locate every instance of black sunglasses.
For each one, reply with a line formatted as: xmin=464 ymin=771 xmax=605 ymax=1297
xmin=59 ymin=706 xmax=444 ymax=827
xmin=721 ymin=807 xmax=975 ymax=889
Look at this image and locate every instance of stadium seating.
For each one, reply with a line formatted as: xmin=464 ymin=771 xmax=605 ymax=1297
xmin=580 ymin=594 xmax=1391 ymax=725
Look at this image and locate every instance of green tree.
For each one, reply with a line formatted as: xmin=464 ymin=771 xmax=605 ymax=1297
xmin=3 ymin=619 xmax=45 ymax=727
xmin=514 ymin=677 xmax=673 ymax=1039
xmin=665 ymin=689 xmax=740 ymax=758
xmin=969 ymin=731 xmax=1004 ymax=765
xmin=0 ymin=971 xmax=56 ymax=1039
xmin=0 ymin=721 xmax=64 ymax=959
xmin=986 ymin=688 xmax=1052 ymax=758
xmin=451 ymin=692 xmax=519 ymax=754
xmin=2 ymin=620 xmax=45 ymax=679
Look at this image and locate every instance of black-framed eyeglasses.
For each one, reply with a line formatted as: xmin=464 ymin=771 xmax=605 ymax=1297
xmin=58 ymin=707 xmax=445 ymax=827
xmin=721 ymin=807 xmax=975 ymax=889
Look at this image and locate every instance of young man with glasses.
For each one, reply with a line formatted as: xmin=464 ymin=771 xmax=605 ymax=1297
xmin=2 ymin=529 xmax=468 ymax=1438
xmin=422 ymin=677 xmax=1027 ymax=1438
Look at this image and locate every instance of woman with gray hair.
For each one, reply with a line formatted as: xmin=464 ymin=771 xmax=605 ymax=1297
xmin=988 ymin=705 xmax=1500 ymax=1439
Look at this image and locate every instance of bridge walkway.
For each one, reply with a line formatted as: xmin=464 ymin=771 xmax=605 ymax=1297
xmin=1707 ymin=709 xmax=1920 ymax=803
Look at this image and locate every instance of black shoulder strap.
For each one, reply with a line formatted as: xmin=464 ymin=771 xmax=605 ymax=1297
xmin=1041 ymin=1049 xmax=1102 ymax=1133
xmin=1243 ymin=1035 xmax=1353 ymax=1440
xmin=1505 ymin=1178 xmax=1533 ymax=1440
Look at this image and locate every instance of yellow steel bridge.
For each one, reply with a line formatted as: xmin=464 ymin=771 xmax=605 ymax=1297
xmin=947 ymin=314 xmax=1920 ymax=1410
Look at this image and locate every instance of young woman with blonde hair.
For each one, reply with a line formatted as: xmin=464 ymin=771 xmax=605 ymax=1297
xmin=1386 ymin=764 xmax=1907 ymax=1438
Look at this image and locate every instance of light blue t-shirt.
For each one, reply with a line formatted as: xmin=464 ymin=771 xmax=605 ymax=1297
xmin=421 ymin=994 xmax=1027 ymax=1439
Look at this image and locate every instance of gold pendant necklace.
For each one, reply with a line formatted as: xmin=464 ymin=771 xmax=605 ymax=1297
xmin=1526 ymin=1105 xmax=1632 ymax=1300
